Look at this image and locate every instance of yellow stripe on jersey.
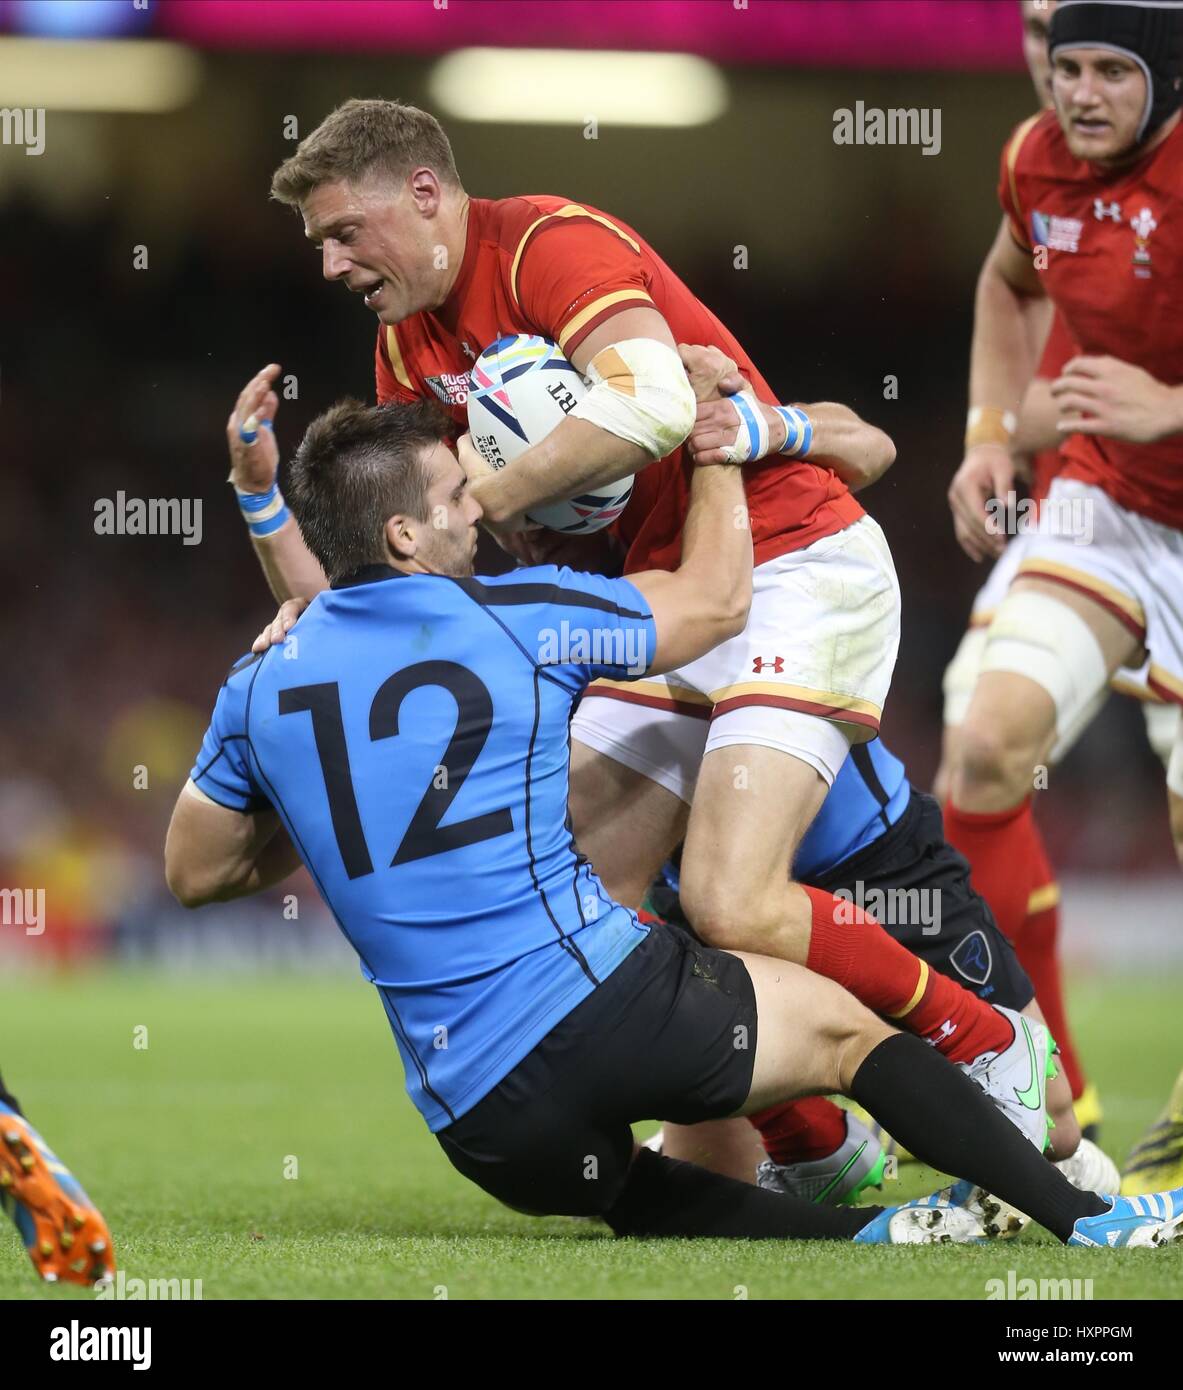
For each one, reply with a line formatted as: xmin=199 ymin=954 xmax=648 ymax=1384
xmin=891 ymin=960 xmax=930 ymax=1020
xmin=1015 ymin=558 xmax=1146 ymax=631
xmin=385 ymin=327 xmax=413 ymax=391
xmin=585 ymin=676 xmax=712 ymax=706
xmin=1109 ymin=674 xmax=1157 ymax=703
xmin=557 ymin=290 xmax=655 ymax=355
xmin=1027 ymin=881 xmax=1061 ymax=916
xmin=708 ymin=680 xmax=882 ymax=720
xmin=509 ymin=203 xmax=643 ymax=311
xmin=1148 ymin=663 xmax=1183 ymax=704
xmin=1005 ymin=112 xmax=1043 ymax=246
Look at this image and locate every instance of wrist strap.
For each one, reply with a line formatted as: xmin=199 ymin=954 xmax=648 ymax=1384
xmin=235 ymin=481 xmax=289 ymax=538
xmin=727 ymin=390 xmax=771 ymax=463
xmin=965 ymin=406 xmax=1017 ymax=451
xmin=774 ymin=405 xmax=813 ymax=458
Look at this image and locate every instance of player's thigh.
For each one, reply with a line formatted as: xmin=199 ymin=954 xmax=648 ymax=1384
xmin=679 ymin=740 xmax=833 ymax=951
xmin=955 ymin=576 xmax=1140 ymax=798
xmin=437 ymin=1081 xmax=633 ymax=1218
xmin=568 ymin=728 xmax=690 ymax=907
xmin=1014 ymin=575 xmax=1143 ymax=668
xmin=939 ymin=536 xmax=1025 ymax=764
xmin=728 ymin=950 xmax=892 ymax=1112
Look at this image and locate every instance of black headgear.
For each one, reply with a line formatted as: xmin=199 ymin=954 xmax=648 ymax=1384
xmin=1050 ymin=1 xmax=1183 ymax=143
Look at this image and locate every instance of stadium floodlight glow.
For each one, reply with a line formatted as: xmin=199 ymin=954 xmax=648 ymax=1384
xmin=0 ymin=38 xmax=202 ymax=113
xmin=429 ymin=48 xmax=728 ymax=128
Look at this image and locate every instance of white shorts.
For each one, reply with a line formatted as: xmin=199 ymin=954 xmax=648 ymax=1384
xmin=1017 ymin=479 xmax=1183 ymax=707
xmin=942 ymin=481 xmax=1183 ymax=744
xmin=571 ymin=515 xmax=901 ymax=803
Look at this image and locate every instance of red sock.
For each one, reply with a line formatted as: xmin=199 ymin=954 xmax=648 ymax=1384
xmin=748 ymin=1097 xmax=848 ymax=1164
xmin=943 ymin=797 xmax=1041 ymax=944
xmin=802 ymin=885 xmax=1012 ymax=1064
xmin=1015 ymin=891 xmax=1087 ymax=1100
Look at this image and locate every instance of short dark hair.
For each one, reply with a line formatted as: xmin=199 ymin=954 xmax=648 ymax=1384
xmin=270 ymin=98 xmax=461 ymax=207
xmin=285 ymin=398 xmax=453 ymax=583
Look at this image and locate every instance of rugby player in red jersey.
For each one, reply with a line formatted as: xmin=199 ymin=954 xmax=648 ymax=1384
xmin=231 ymin=96 xmax=1056 ymax=1148
xmin=943 ymin=0 xmax=1183 ymax=1182
xmin=936 ymin=0 xmax=1112 ymax=1177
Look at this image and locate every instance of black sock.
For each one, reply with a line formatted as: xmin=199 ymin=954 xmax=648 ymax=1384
xmin=851 ymin=1034 xmax=1108 ymax=1242
xmin=0 ymin=1069 xmax=20 ymax=1116
xmin=603 ymin=1147 xmax=878 ymax=1240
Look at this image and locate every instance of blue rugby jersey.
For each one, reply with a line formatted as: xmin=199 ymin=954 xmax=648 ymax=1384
xmin=792 ymin=738 xmax=911 ymax=881
xmin=189 ymin=564 xmax=657 ymax=1132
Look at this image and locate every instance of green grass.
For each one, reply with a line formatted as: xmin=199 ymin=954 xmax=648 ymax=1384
xmin=0 ymin=970 xmax=1180 ymax=1300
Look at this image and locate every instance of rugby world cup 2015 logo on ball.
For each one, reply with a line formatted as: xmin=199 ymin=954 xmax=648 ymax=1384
xmin=467 ymin=334 xmax=633 ymax=534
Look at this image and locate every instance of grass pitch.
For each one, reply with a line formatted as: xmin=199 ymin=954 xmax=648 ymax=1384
xmin=0 ymin=969 xmax=1180 ymax=1301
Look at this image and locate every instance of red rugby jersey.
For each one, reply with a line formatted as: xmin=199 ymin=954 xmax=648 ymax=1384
xmin=374 ymin=195 xmax=863 ymax=574
xmin=999 ymin=111 xmax=1183 ymax=528
xmin=1029 ymin=309 xmax=1077 ymax=505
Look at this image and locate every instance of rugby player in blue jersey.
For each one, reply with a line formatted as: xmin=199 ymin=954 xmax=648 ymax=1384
xmin=164 ymin=390 xmax=1182 ymax=1249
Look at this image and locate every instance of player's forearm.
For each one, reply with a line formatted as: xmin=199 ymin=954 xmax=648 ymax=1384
xmin=250 ymin=518 xmax=329 ymax=604
xmin=969 ymin=260 xmax=1042 ymax=420
xmin=1161 ymin=384 xmax=1183 ymax=439
xmin=797 ymin=403 xmax=896 ymax=493
xmin=675 ymin=465 xmax=752 ymax=630
xmin=471 ymin=416 xmax=649 ymax=526
xmin=1012 ymin=377 xmax=1060 ymax=455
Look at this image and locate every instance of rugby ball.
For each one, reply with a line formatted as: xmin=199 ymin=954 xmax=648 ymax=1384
xmin=467 ymin=334 xmax=634 ymax=535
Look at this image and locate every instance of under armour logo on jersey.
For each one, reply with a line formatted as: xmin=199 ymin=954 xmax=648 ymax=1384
xmin=752 ymin=657 xmax=785 ymax=674
xmin=1094 ymin=198 xmax=1122 ymax=222
xmin=460 ymin=340 xmax=476 ymax=361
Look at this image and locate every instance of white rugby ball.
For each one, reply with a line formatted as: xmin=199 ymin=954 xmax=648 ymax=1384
xmin=467 ymin=334 xmax=634 ymax=535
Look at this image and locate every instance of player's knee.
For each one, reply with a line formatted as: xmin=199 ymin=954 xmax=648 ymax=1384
xmin=678 ymin=875 xmax=749 ymax=950
xmin=679 ymin=871 xmax=786 ymax=953
xmin=953 ymin=717 xmax=1039 ymax=804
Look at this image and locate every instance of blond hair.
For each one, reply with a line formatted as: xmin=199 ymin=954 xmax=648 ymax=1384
xmin=271 ymin=98 xmax=461 ymax=205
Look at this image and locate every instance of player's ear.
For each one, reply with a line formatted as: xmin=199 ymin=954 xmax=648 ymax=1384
xmin=384 ymin=512 xmax=418 ymax=561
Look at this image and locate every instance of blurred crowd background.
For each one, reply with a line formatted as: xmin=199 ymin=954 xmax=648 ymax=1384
xmin=0 ymin=0 xmax=1176 ymax=972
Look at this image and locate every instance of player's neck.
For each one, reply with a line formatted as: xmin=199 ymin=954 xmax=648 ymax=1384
xmin=1091 ymin=109 xmax=1180 ymax=174
xmin=432 ymin=192 xmax=471 ymax=309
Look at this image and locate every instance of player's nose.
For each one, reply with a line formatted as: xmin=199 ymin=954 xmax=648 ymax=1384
xmin=322 ymin=241 xmax=350 ymax=282
xmin=1071 ymin=71 xmax=1101 ymax=106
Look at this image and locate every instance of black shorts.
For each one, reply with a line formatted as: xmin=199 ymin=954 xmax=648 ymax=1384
xmin=436 ymin=920 xmax=757 ymax=1218
xmin=810 ymin=790 xmax=1035 ymax=1011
